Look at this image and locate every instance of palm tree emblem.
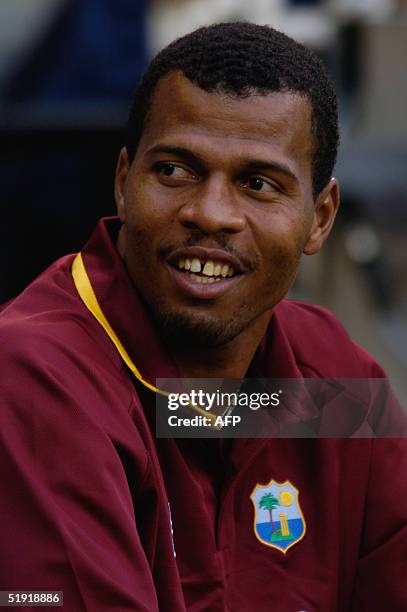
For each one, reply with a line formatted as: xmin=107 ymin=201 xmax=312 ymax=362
xmin=259 ymin=492 xmax=280 ymax=535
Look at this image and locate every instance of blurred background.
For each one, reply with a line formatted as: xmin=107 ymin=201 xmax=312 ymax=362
xmin=1 ymin=0 xmax=406 ymax=400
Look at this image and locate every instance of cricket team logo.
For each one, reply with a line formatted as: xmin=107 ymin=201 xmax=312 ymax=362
xmin=250 ymin=479 xmax=306 ymax=554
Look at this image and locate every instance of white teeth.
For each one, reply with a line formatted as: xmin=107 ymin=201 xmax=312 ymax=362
xmin=190 ymin=273 xmax=220 ymax=284
xmin=176 ymin=256 xmax=236 ymax=279
xmin=202 ymin=261 xmax=214 ymax=276
xmin=190 ymin=258 xmax=201 ymax=273
xmin=221 ymin=265 xmax=230 ymax=278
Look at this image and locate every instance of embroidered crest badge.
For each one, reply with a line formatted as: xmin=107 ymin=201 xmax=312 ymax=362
xmin=250 ymin=479 xmax=306 ymax=554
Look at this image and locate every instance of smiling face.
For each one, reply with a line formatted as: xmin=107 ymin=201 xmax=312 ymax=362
xmin=115 ymin=71 xmax=338 ymax=348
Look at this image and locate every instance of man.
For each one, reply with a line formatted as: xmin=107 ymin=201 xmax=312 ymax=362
xmin=0 ymin=22 xmax=406 ymax=611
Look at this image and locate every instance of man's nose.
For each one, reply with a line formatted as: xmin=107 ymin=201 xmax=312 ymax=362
xmin=177 ymin=175 xmax=246 ymax=235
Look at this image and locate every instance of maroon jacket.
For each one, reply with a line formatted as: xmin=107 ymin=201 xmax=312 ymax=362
xmin=0 ymin=218 xmax=406 ymax=611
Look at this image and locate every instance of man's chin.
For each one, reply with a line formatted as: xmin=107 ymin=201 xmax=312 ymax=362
xmin=154 ymin=311 xmax=242 ymax=350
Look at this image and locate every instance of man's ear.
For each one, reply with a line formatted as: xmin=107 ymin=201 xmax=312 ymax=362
xmin=303 ymin=178 xmax=340 ymax=255
xmin=114 ymin=147 xmax=130 ymax=223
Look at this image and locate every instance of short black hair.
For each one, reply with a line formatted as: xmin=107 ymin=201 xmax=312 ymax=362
xmin=126 ymin=22 xmax=339 ymax=197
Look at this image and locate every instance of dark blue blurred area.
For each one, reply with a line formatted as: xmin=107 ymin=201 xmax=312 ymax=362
xmin=1 ymin=0 xmax=149 ymax=301
xmin=287 ymin=0 xmax=321 ymax=5
xmin=5 ymin=0 xmax=148 ymax=104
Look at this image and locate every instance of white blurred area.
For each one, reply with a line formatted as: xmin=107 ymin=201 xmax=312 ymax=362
xmin=148 ymin=0 xmax=335 ymax=53
xmin=0 ymin=0 xmax=64 ymax=84
xmin=148 ymin=0 xmax=398 ymax=54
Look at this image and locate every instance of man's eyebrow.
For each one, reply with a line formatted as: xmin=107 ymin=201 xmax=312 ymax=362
xmin=242 ymin=160 xmax=298 ymax=182
xmin=145 ymin=145 xmax=202 ymax=165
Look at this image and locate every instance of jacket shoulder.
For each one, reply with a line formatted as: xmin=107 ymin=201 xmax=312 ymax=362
xmin=0 ymin=260 xmax=134 ymax=423
xmin=276 ymin=299 xmax=385 ymax=377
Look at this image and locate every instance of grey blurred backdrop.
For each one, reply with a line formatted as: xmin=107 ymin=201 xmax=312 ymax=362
xmin=1 ymin=0 xmax=406 ymax=401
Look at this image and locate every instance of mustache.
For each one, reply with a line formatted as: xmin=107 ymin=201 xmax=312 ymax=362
xmin=159 ymin=234 xmax=257 ymax=272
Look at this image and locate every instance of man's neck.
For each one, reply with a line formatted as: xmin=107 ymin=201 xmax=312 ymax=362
xmin=171 ymin=311 xmax=272 ymax=379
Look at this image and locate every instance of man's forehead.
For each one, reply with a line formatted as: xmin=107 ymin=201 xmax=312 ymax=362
xmin=148 ymin=71 xmax=311 ymax=129
xmin=139 ymin=71 xmax=314 ymax=165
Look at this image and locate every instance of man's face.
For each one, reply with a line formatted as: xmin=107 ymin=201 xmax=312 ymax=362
xmin=116 ymin=72 xmax=337 ymax=347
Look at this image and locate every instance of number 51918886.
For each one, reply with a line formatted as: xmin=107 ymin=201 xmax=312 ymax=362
xmin=0 ymin=592 xmax=63 ymax=606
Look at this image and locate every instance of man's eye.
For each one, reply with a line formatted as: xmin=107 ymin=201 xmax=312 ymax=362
xmin=241 ymin=176 xmax=277 ymax=194
xmin=248 ymin=177 xmax=266 ymax=191
xmin=156 ymin=163 xmax=196 ymax=181
xmin=161 ymin=163 xmax=176 ymax=176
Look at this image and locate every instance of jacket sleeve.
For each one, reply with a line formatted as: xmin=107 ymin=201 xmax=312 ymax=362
xmin=350 ymin=437 xmax=407 ymax=610
xmin=348 ymin=343 xmax=407 ymax=609
xmin=0 ymin=336 xmax=160 ymax=611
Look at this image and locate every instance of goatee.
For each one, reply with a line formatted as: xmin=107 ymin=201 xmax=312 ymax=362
xmin=154 ymin=311 xmax=246 ymax=350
